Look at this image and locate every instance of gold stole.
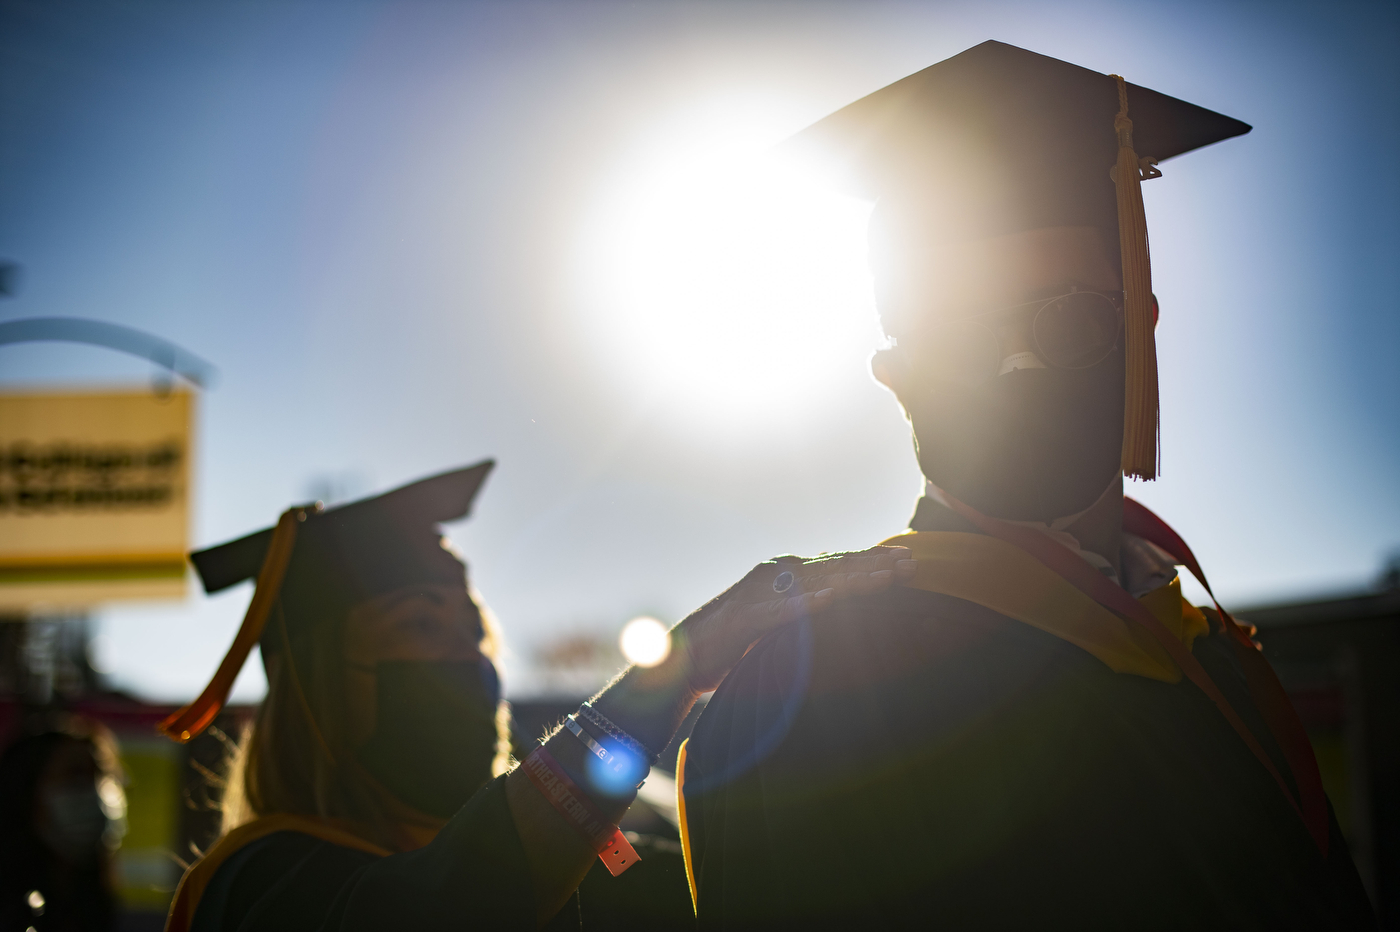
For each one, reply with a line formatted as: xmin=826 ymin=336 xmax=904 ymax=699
xmin=676 ymin=530 xmax=1210 ymax=913
xmin=879 ymin=530 xmax=1207 ymax=682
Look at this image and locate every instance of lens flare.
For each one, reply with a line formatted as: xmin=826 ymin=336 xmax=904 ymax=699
xmin=619 ymin=616 xmax=671 ymax=667
xmin=585 ymin=747 xmax=648 ymax=798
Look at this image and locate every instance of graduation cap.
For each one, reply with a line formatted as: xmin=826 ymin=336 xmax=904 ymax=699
xmin=783 ymin=40 xmax=1251 ymax=479
xmin=159 ymin=460 xmax=495 ymax=743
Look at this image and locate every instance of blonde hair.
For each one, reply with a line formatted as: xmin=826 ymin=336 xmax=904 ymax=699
xmin=219 ymin=592 xmax=511 ymax=842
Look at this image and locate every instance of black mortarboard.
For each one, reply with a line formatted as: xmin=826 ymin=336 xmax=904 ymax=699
xmin=160 ymin=461 xmax=494 ymax=742
xmin=783 ymin=41 xmax=1251 ymax=479
xmin=191 ymin=461 xmax=494 ymax=597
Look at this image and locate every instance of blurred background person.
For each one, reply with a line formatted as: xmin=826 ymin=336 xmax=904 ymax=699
xmin=0 ymin=717 xmax=126 ymax=932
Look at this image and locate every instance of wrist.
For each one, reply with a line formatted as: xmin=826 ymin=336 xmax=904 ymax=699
xmin=517 ymin=743 xmax=643 ymax=877
xmin=592 ymin=655 xmax=698 ymax=759
xmin=539 ymin=729 xmax=632 ymax=822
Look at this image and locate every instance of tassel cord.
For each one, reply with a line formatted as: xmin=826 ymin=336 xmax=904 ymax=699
xmin=158 ymin=508 xmax=306 ymax=742
xmin=1110 ymin=75 xmax=1161 ymax=481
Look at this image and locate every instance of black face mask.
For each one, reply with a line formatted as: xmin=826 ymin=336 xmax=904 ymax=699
xmin=355 ymin=659 xmax=501 ymax=819
xmin=909 ymin=351 xmax=1124 ymax=521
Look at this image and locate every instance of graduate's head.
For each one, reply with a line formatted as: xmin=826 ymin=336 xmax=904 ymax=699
xmin=173 ymin=462 xmax=508 ymax=834
xmin=781 ymin=40 xmax=1250 ymax=519
xmin=338 ymin=579 xmax=507 ymax=821
xmin=870 ymin=225 xmax=1126 ymax=520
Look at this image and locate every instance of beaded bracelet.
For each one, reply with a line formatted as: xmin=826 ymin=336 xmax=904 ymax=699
xmin=563 ymin=715 xmax=648 ymax=787
xmin=578 ymin=702 xmax=659 ymax=766
xmin=519 ymin=746 xmax=640 ymax=876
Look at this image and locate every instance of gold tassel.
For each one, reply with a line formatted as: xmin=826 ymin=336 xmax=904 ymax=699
xmin=158 ymin=508 xmax=305 ymax=742
xmin=1110 ymin=75 xmax=1159 ymax=480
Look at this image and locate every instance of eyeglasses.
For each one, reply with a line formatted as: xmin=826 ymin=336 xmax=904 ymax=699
xmin=909 ymin=291 xmax=1125 ymax=383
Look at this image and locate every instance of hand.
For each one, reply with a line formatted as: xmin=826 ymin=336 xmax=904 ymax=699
xmin=673 ymin=546 xmax=916 ymax=694
xmin=510 ymin=545 xmax=914 ymax=919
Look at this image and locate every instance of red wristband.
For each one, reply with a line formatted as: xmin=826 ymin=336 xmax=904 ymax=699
xmin=520 ymin=746 xmax=641 ymax=876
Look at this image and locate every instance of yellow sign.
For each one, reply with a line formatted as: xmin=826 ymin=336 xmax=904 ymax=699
xmin=114 ymin=736 xmax=184 ymax=911
xmin=0 ymin=389 xmax=193 ymax=609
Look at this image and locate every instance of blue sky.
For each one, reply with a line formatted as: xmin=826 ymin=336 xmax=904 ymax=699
xmin=1 ymin=0 xmax=1396 ymax=702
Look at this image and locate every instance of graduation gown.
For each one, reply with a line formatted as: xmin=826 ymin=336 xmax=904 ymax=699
xmin=678 ymin=531 xmax=1375 ymax=930
xmin=177 ymin=777 xmax=545 ymax=932
xmin=173 ymin=775 xmax=696 ymax=932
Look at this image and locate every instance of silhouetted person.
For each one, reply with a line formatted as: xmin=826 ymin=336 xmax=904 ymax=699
xmin=160 ymin=463 xmax=913 ymax=930
xmin=0 ymin=719 xmax=124 ymax=932
xmin=677 ymin=41 xmax=1375 ymax=930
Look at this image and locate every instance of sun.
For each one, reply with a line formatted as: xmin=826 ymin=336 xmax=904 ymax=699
xmin=619 ymin=616 xmax=671 ymax=668
xmin=574 ymin=100 xmax=879 ymax=424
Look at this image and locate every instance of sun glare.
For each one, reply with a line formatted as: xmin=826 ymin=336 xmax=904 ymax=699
xmin=619 ymin=616 xmax=671 ymax=667
xmin=576 ymin=102 xmax=879 ymax=422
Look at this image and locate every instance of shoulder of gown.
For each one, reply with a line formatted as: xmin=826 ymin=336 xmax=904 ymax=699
xmin=191 ymin=775 xmax=543 ymax=932
xmin=681 ymin=585 xmax=1374 ymax=931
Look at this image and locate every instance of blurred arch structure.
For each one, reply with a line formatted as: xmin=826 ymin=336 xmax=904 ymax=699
xmin=0 ymin=317 xmax=217 ymax=389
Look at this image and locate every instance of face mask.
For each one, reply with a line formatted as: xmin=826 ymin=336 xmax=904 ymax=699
xmin=910 ymin=355 xmax=1124 ymax=521
xmin=355 ymin=658 xmax=502 ymax=819
xmin=38 ymin=782 xmax=110 ymax=863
